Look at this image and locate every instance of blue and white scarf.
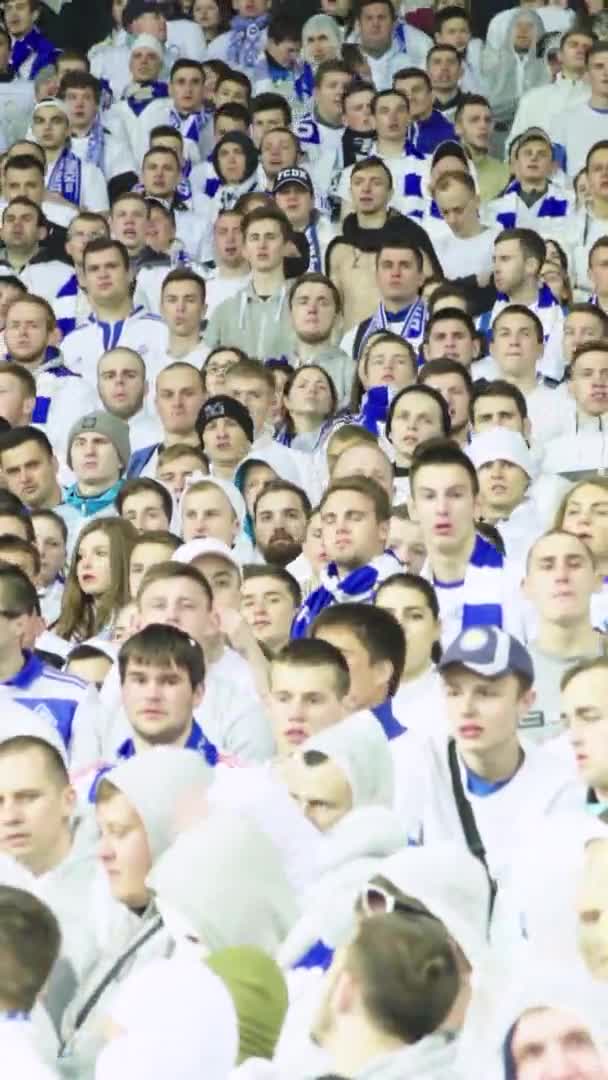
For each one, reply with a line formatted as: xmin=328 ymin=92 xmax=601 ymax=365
xmin=305 ymin=221 xmax=322 ymax=272
xmin=124 ymin=80 xmax=169 ymax=116
xmin=83 ymin=113 xmax=105 ymax=169
xmin=428 ymin=533 xmax=505 ymax=632
xmin=169 ymin=106 xmax=211 ymax=154
xmin=11 ymin=28 xmax=57 ymax=80
xmin=483 ymin=281 xmax=561 ymax=340
xmin=357 ymin=298 xmax=427 ymax=357
xmin=47 ymin=148 xmax=82 ymax=206
xmin=493 ymin=180 xmax=570 ymax=230
xmin=291 ymin=552 xmax=402 ymax=639
xmin=227 ymin=14 xmax=269 ymax=70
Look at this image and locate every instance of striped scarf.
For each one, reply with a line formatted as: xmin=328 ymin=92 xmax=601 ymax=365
xmin=47 ymin=148 xmax=82 ymax=206
xmin=227 ymin=14 xmax=269 ymax=69
xmin=357 ymin=298 xmax=426 ymax=358
xmin=291 ymin=552 xmax=401 ymax=639
xmin=493 ymin=181 xmax=570 ymax=230
xmin=424 ymin=533 xmax=506 ymax=632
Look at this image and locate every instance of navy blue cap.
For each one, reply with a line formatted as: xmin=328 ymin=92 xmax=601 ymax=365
xmin=438 ymin=626 xmax=534 ymax=685
xmin=273 ymin=167 xmax=314 ymax=195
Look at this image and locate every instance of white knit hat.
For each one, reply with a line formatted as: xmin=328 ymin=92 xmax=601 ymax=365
xmin=130 ymin=32 xmax=164 ymax=57
xmin=467 ymin=427 xmax=534 ymax=479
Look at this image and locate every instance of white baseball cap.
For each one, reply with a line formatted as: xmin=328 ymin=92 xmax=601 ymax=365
xmin=172 ymin=538 xmax=242 ymax=576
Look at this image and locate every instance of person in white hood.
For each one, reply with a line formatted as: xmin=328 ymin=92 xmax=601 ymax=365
xmin=94 ymin=956 xmax=239 ymax=1080
xmin=146 ymin=810 xmax=298 ymax=957
xmin=58 ymin=747 xmax=214 ymax=1080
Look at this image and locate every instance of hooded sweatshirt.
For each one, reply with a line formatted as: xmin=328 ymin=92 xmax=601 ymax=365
xmin=482 ymin=9 xmax=550 ymax=128
xmin=147 ymin=810 xmax=298 ymax=956
xmin=94 ymin=956 xmax=239 ymax=1080
xmin=205 ymin=280 xmax=297 ymax=366
xmin=59 ymin=749 xmax=214 ymax=1080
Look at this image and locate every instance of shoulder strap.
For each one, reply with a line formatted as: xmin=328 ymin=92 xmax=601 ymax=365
xmin=70 ymin=914 xmax=163 ymax=1034
xmin=447 ymin=738 xmax=497 ymax=923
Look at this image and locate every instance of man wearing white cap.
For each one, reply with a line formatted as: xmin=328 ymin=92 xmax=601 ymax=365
xmin=28 ymin=99 xmax=109 ymax=213
xmin=468 ymin=427 xmax=543 ymax=566
xmin=106 ymin=34 xmax=169 ymax=168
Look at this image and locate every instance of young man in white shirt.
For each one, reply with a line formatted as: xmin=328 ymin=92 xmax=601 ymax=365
xmin=488 ymin=229 xmax=564 ymax=381
xmin=61 ymin=237 xmax=166 ymax=386
xmin=430 ymin=170 xmax=498 ymax=282
xmin=52 ymin=211 xmax=109 ymax=337
xmin=561 ymin=656 xmax=608 ymax=812
xmin=2 ymin=152 xmax=77 ymax=236
xmin=405 ymin=625 xmax=581 ymax=894
xmin=59 ymin=70 xmax=138 ymax=197
xmin=128 ymin=361 xmax=206 ymax=478
xmin=139 ymin=145 xmax=207 ymax=260
xmin=29 ymin=97 xmax=109 ymax=213
xmin=509 ymin=27 xmax=593 ymax=149
xmin=525 ymin=530 xmax=606 ymax=742
xmin=4 ymin=294 xmax=96 ymax=458
xmin=108 ymin=192 xmax=149 ymax=271
xmin=487 ymin=305 xmax=565 ymax=445
xmin=0 ymin=197 xmax=72 ymax=303
xmin=551 ymin=41 xmax=608 ymax=179
xmin=158 ymin=268 xmax=209 ymax=368
xmin=541 ymin=341 xmax=608 ymax=480
xmin=97 ymin=346 xmax=161 ymax=452
xmin=410 ymin=437 xmax=524 ymax=646
xmin=484 ymin=130 xmax=574 ymax=237
xmin=338 ymin=89 xmax=426 ymax=220
xmin=201 ymin=210 xmax=250 ymax=319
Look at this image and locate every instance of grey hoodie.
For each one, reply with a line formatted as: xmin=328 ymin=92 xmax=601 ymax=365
xmin=205 ymin=281 xmax=296 ymax=362
xmin=355 ymin=1033 xmax=462 ymax=1080
xmin=482 ymin=9 xmax=550 ymax=126
xmin=58 ymin=749 xmax=214 ymax=1080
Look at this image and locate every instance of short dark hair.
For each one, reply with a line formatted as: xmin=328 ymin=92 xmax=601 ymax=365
xmin=242 ymin=205 xmax=291 ymax=241
xmin=30 ymin=508 xmax=68 ymax=544
xmin=427 ymin=42 xmax=462 ymax=65
xmin=0 ymin=886 xmax=61 ymax=1012
xmin=454 ymin=92 xmax=490 ymax=123
xmin=119 ymin=623 xmax=205 ymax=688
xmin=494 ymin=227 xmax=546 ymax=271
xmin=0 ymin=425 xmax=53 ymax=461
xmin=492 ymin=303 xmax=544 ymax=344
xmin=138 ymin=560 xmax=213 ymax=608
xmin=130 ymin=529 xmax=181 ymax=554
xmin=242 ymin=564 xmax=302 ymax=608
xmin=216 ymin=69 xmax=252 ymax=100
xmin=67 ymin=643 xmax=112 ymax=665
xmin=150 ymin=124 xmax=184 ymax=146
xmin=251 ymin=92 xmax=292 ymax=125
xmin=310 ymin=602 xmax=405 ymax=696
xmin=0 ymin=364 xmax=36 ymax=403
xmin=142 ymin=146 xmax=180 ymax=171
xmin=393 ymin=67 xmax=432 ymax=90
xmin=267 ymin=13 xmax=301 ymax=42
xmin=214 ymin=102 xmax=251 ymax=128
xmin=82 ymin=237 xmax=129 ymax=272
xmin=435 ymin=5 xmax=471 ymax=32
xmin=170 ymin=58 xmax=204 ymax=80
xmin=0 ymin=535 xmax=40 ymax=576
xmin=410 ymin=437 xmax=479 ymax=495
xmin=351 ymin=155 xmax=393 ymax=189
xmin=314 ymin=58 xmax=350 ymax=89
xmin=587 ymin=139 xmax=608 ymax=171
xmin=58 ymin=70 xmax=101 ymax=102
xmin=2 ymin=196 xmax=45 ymax=227
xmin=418 ymin=357 xmax=473 ymax=397
xmin=320 ymin=476 xmax=391 ymax=522
xmin=116 ymin=478 xmax=173 ymax=523
xmin=376 ymin=571 xmax=440 ymax=621
xmin=254 ymin=479 xmax=311 ymax=520
xmin=427 ymin=282 xmax=469 ymax=315
xmin=426 ymin=307 xmax=476 ymax=340
xmin=289 ymin=272 xmax=342 ymax=315
xmin=560 ymin=655 xmax=608 ymax=694
xmin=387 ymin=384 xmax=451 ymax=439
xmin=376 ymin=240 xmax=423 ymax=271
xmin=4 ymin=154 xmax=45 ymax=178
xmin=272 ymin=638 xmax=350 ymax=697
xmin=571 ymin=338 xmax=608 ymax=370
xmin=470 ymin=379 xmax=528 ymax=424
xmin=161 ymin=267 xmax=206 ymax=304
xmin=0 ymin=560 xmax=40 ymax=612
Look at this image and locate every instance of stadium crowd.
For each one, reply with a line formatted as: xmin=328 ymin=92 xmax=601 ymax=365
xmin=0 ymin=0 xmax=606 ymax=1076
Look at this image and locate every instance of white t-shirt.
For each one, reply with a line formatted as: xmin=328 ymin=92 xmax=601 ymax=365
xmin=433 ymin=227 xmax=499 ymax=282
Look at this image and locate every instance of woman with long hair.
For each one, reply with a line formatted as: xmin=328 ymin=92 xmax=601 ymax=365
xmin=278 ymin=365 xmax=338 ymax=451
xmin=375 ymin=572 xmax=446 ymax=737
xmin=191 ymin=0 xmax=232 ymax=42
xmin=54 ymin=518 xmax=137 ymax=643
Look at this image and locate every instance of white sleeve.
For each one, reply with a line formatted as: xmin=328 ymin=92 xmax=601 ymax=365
xmin=81 ymin=163 xmax=110 ymax=212
xmin=69 ymin=687 xmax=106 ymax=773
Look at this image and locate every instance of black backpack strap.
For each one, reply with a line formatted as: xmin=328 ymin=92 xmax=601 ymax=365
xmin=70 ymin=914 xmax=163 ymax=1035
xmin=447 ymin=738 xmax=498 ymax=922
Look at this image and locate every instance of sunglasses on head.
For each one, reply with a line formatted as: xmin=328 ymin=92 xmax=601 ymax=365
xmin=361 ymin=884 xmax=441 ymax=923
